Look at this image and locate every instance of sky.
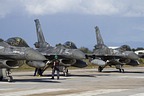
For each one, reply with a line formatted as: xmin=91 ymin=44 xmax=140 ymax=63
xmin=0 ymin=0 xmax=144 ymax=50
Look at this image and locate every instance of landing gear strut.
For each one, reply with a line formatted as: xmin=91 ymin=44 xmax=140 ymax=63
xmin=98 ymin=66 xmax=103 ymax=72
xmin=119 ymin=69 xmax=124 ymax=73
xmin=6 ymin=69 xmax=13 ymax=82
xmin=116 ymin=65 xmax=125 ymax=73
xmin=0 ymin=76 xmax=3 ymax=81
xmin=0 ymin=69 xmax=13 ymax=82
xmin=63 ymin=67 xmax=68 ymax=76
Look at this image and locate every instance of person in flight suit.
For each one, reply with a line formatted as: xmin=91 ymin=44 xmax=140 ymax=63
xmin=51 ymin=55 xmax=60 ymax=79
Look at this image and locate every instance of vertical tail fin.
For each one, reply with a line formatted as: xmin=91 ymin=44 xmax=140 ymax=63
xmin=95 ymin=26 xmax=104 ymax=45
xmin=34 ymin=19 xmax=46 ymax=43
xmin=34 ymin=19 xmax=50 ymax=48
xmin=94 ymin=26 xmax=110 ymax=54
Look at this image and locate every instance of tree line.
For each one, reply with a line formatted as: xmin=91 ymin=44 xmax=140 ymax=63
xmin=79 ymin=47 xmax=144 ymax=54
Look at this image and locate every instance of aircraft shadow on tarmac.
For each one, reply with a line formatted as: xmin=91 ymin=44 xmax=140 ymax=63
xmin=14 ymin=74 xmax=95 ymax=77
xmin=68 ymin=73 xmax=113 ymax=77
xmin=42 ymin=73 xmax=111 ymax=77
xmin=99 ymin=70 xmax=144 ymax=74
xmin=41 ymin=74 xmax=96 ymax=77
xmin=64 ymin=74 xmax=96 ymax=77
xmin=17 ymin=72 xmax=111 ymax=77
xmin=2 ymin=78 xmax=61 ymax=83
xmin=121 ymin=71 xmax=144 ymax=73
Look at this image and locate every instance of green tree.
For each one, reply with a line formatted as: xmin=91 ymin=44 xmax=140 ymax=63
xmin=135 ymin=47 xmax=144 ymax=51
xmin=79 ymin=47 xmax=92 ymax=54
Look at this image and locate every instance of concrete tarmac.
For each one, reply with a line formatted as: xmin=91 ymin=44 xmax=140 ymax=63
xmin=0 ymin=67 xmax=144 ymax=96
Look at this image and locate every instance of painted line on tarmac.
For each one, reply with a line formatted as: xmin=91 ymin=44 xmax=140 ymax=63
xmin=129 ymin=93 xmax=144 ymax=96
xmin=0 ymin=88 xmax=68 ymax=96
xmin=58 ymin=89 xmax=128 ymax=96
xmin=0 ymin=88 xmax=14 ymax=91
xmin=119 ymin=76 xmax=144 ymax=79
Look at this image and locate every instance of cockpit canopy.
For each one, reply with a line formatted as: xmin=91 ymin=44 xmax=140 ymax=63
xmin=6 ymin=37 xmax=29 ymax=47
xmin=119 ymin=45 xmax=131 ymax=51
xmin=0 ymin=38 xmax=4 ymax=42
xmin=63 ymin=41 xmax=77 ymax=49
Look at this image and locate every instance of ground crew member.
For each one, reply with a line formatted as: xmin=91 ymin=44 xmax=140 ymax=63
xmin=51 ymin=55 xmax=60 ymax=79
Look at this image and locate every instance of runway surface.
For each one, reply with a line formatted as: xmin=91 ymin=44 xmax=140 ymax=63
xmin=0 ymin=67 xmax=144 ymax=96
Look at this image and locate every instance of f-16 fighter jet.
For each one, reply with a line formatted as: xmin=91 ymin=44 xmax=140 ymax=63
xmin=0 ymin=39 xmax=47 ymax=82
xmin=34 ymin=19 xmax=87 ymax=76
xmin=88 ymin=26 xmax=140 ymax=73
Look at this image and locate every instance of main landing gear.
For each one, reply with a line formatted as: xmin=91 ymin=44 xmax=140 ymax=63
xmin=0 ymin=69 xmax=13 ymax=82
xmin=119 ymin=68 xmax=124 ymax=73
xmin=59 ymin=66 xmax=69 ymax=76
xmin=116 ymin=64 xmax=125 ymax=73
xmin=63 ymin=67 xmax=69 ymax=76
xmin=98 ymin=66 xmax=103 ymax=72
xmin=98 ymin=65 xmax=125 ymax=73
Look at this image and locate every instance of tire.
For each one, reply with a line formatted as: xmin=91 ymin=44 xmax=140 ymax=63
xmin=0 ymin=76 xmax=3 ymax=81
xmin=7 ymin=76 xmax=13 ymax=82
xmin=98 ymin=66 xmax=103 ymax=72
xmin=64 ymin=69 xmax=68 ymax=76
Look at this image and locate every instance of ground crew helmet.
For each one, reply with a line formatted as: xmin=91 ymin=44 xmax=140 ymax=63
xmin=54 ymin=55 xmax=58 ymax=59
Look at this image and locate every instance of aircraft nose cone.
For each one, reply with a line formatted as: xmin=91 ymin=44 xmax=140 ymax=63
xmin=25 ymin=48 xmax=47 ymax=61
xmin=126 ymin=51 xmax=139 ymax=60
xmin=72 ymin=49 xmax=86 ymax=59
xmin=129 ymin=53 xmax=139 ymax=60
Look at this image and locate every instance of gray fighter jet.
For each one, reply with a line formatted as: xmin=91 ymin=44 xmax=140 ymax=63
xmin=88 ymin=26 xmax=140 ymax=72
xmin=34 ymin=19 xmax=87 ymax=76
xmin=0 ymin=39 xmax=47 ymax=82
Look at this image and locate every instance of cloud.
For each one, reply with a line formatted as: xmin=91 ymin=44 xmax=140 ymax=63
xmin=21 ymin=0 xmax=120 ymax=15
xmin=133 ymin=25 xmax=144 ymax=31
xmin=0 ymin=0 xmax=144 ymax=17
xmin=0 ymin=0 xmax=24 ymax=18
xmin=0 ymin=0 xmax=15 ymax=18
xmin=21 ymin=0 xmax=81 ymax=15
